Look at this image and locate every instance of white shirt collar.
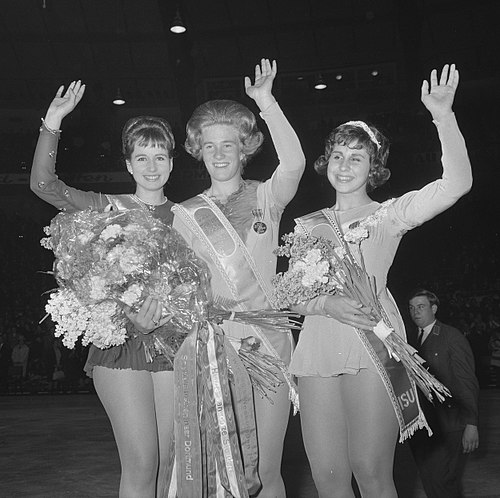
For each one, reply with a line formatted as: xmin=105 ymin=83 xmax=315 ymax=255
xmin=420 ymin=320 xmax=436 ymax=344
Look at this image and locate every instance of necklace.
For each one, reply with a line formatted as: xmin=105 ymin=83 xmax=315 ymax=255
xmin=206 ymin=180 xmax=246 ymax=204
xmin=131 ymin=194 xmax=168 ymax=212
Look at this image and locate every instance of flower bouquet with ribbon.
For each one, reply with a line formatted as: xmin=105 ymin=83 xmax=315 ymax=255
xmin=273 ymin=229 xmax=451 ymax=404
xmin=41 ymin=207 xmax=298 ymax=378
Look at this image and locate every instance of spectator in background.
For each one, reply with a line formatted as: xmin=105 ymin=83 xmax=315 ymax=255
xmin=11 ymin=334 xmax=29 ymax=379
xmin=408 ymin=289 xmax=479 ymax=498
xmin=0 ymin=333 xmax=12 ymax=392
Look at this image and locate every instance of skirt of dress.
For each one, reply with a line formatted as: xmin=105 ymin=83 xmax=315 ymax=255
xmin=84 ymin=335 xmax=172 ymax=377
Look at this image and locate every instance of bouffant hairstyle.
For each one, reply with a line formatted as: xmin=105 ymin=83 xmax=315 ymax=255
xmin=314 ymin=122 xmax=391 ymax=191
xmin=184 ymin=100 xmax=264 ymax=167
xmin=122 ymin=116 xmax=175 ymax=160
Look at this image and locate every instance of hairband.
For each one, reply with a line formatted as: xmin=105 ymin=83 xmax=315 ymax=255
xmin=343 ymin=120 xmax=381 ymax=150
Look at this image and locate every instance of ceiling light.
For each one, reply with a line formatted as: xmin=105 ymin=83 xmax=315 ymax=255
xmin=113 ymin=88 xmax=125 ymax=106
xmin=371 ymin=69 xmax=379 ymax=77
xmin=314 ymin=74 xmax=327 ymax=90
xmin=170 ymin=9 xmax=186 ymax=34
xmin=335 ymin=74 xmax=343 ymax=81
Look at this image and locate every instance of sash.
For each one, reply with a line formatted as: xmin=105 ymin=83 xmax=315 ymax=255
xmin=173 ymin=195 xmax=299 ymax=410
xmin=105 ymin=194 xmax=142 ymax=211
xmin=296 ymin=209 xmax=428 ymax=441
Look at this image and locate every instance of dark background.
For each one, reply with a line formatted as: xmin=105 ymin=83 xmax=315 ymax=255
xmin=0 ymin=0 xmax=498 ymax=367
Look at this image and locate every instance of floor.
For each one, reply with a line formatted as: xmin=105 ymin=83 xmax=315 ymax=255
xmin=1 ymin=389 xmax=499 ymax=497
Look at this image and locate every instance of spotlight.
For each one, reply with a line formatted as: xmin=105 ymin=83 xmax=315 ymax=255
xmin=335 ymin=74 xmax=343 ymax=81
xmin=170 ymin=8 xmax=186 ymax=34
xmin=113 ymin=88 xmax=125 ymax=105
xmin=371 ymin=69 xmax=379 ymax=77
xmin=314 ymin=74 xmax=327 ymax=90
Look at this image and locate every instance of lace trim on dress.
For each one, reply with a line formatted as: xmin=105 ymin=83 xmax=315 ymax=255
xmin=343 ymin=198 xmax=396 ymax=243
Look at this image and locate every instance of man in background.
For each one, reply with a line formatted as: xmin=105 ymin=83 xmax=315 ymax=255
xmin=408 ymin=289 xmax=479 ymax=498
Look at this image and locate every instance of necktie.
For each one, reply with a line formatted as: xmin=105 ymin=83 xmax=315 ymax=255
xmin=417 ymin=328 xmax=424 ymax=345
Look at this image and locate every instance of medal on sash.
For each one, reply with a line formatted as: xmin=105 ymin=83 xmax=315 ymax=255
xmin=251 ymin=208 xmax=267 ymax=234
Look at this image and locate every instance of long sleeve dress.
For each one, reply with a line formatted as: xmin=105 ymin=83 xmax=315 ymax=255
xmin=172 ymin=102 xmax=305 ymax=370
xmin=31 ymin=126 xmax=175 ymax=375
xmin=289 ymin=113 xmax=472 ymax=377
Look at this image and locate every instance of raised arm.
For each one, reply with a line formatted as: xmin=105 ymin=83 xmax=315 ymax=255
xmin=30 ymin=81 xmax=109 ymax=212
xmin=393 ymin=64 xmax=473 ymax=228
xmin=43 ymin=80 xmax=86 ymax=131
xmin=245 ymin=59 xmax=305 ymax=208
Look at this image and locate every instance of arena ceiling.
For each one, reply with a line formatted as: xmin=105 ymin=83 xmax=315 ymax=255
xmin=0 ymin=0 xmax=497 ymax=116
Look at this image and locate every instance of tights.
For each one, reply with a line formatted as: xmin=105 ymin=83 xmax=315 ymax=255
xmin=93 ymin=367 xmax=289 ymax=497
xmin=252 ymin=375 xmax=291 ymax=498
xmin=299 ymin=368 xmax=398 ymax=498
xmin=93 ymin=367 xmax=175 ymax=498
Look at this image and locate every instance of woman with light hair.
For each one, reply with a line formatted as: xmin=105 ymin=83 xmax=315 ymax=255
xmin=173 ymin=58 xmax=306 ymax=497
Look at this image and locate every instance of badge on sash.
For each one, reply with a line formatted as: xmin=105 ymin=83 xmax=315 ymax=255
xmin=252 ymin=208 xmax=267 ymax=234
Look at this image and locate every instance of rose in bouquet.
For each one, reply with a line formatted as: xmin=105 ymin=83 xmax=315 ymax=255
xmin=273 ymin=226 xmax=451 ymax=403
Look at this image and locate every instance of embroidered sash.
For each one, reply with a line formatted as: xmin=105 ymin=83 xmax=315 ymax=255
xmin=296 ymin=209 xmax=428 ymax=441
xmin=173 ymin=195 xmax=299 ymax=409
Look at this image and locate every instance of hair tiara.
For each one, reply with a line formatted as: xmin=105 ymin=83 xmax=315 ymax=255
xmin=343 ymin=120 xmax=381 ymax=150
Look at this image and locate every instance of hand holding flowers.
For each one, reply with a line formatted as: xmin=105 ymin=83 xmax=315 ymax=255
xmin=123 ymin=295 xmax=173 ymax=334
xmin=273 ymin=224 xmax=451 ymax=403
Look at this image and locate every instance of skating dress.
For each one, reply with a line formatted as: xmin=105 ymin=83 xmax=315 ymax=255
xmin=289 ymin=113 xmax=472 ymax=377
xmin=31 ymin=125 xmax=174 ymax=375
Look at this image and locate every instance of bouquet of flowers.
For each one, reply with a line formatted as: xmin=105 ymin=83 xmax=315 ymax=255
xmin=273 ymin=229 xmax=451 ymax=403
xmin=41 ymin=207 xmax=299 ymax=378
xmin=41 ymin=208 xmax=208 ymax=356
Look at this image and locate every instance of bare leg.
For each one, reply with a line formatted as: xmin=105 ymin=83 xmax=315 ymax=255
xmin=93 ymin=367 xmax=164 ymax=498
xmin=151 ymin=371 xmax=175 ymax=495
xmin=341 ymin=369 xmax=398 ymax=498
xmin=299 ymin=376 xmax=355 ymax=498
xmin=252 ymin=380 xmax=290 ymax=497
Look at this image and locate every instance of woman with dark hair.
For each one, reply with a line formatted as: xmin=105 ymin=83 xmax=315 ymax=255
xmin=172 ymin=59 xmax=305 ymax=497
xmin=31 ymin=81 xmax=176 ymax=497
xmin=288 ymin=64 xmax=472 ymax=497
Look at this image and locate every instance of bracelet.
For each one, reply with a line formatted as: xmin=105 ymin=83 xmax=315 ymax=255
xmin=40 ymin=118 xmax=62 ymax=135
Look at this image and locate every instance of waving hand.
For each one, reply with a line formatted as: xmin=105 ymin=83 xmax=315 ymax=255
xmin=244 ymin=58 xmax=277 ymax=111
xmin=421 ymin=64 xmax=459 ymax=121
xmin=44 ymin=80 xmax=86 ymax=130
